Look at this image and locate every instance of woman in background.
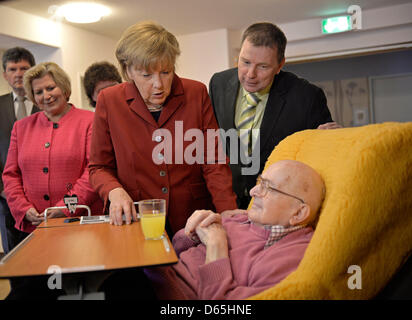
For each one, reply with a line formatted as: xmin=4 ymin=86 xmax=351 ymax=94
xmin=83 ymin=61 xmax=122 ymax=108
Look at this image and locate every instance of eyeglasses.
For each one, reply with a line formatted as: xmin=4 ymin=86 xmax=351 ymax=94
xmin=255 ymin=175 xmax=305 ymax=204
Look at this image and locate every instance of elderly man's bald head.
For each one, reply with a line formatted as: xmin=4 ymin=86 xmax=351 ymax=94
xmin=249 ymin=160 xmax=325 ymax=227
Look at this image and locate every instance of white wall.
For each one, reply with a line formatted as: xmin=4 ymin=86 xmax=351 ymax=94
xmin=227 ymin=29 xmax=243 ymax=68
xmin=0 ymin=50 xmax=9 ymax=94
xmin=57 ymin=25 xmax=118 ymax=108
xmin=1 ymin=3 xmax=411 ymax=99
xmin=280 ymin=2 xmax=412 ymax=62
xmin=176 ymin=29 xmax=230 ymax=87
xmin=0 ymin=5 xmax=118 ymax=108
xmin=0 ymin=6 xmax=62 ymax=48
xmin=175 ymin=3 xmax=412 ymax=87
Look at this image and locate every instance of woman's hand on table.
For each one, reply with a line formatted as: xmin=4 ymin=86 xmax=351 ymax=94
xmin=45 ymin=209 xmax=66 ymax=219
xmin=25 ymin=207 xmax=44 ymax=226
xmin=108 ymin=187 xmax=138 ymax=225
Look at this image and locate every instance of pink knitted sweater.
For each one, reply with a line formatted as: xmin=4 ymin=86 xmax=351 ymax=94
xmin=145 ymin=214 xmax=314 ymax=300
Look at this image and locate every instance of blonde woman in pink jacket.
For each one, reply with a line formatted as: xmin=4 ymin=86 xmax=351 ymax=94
xmin=3 ymin=62 xmax=103 ymax=236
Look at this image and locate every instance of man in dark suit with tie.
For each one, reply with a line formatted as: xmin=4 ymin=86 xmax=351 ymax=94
xmin=209 ymin=23 xmax=340 ymax=208
xmin=1 ymin=47 xmax=39 ymax=253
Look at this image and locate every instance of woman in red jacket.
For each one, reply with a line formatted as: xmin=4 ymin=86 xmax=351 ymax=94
xmin=89 ymin=21 xmax=237 ymax=235
xmin=3 ymin=62 xmax=103 ymax=235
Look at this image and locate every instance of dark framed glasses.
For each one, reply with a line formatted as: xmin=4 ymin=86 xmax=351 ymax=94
xmin=256 ymin=175 xmax=305 ymax=204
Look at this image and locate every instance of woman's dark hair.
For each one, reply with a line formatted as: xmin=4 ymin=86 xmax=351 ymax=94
xmin=83 ymin=61 xmax=122 ymax=107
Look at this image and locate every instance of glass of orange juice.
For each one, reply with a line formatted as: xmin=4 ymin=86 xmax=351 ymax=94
xmin=138 ymin=199 xmax=166 ymax=240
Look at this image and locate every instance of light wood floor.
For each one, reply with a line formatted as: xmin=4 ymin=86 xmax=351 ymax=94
xmin=0 ymin=279 xmax=10 ymax=299
xmin=0 ymin=251 xmax=11 ymax=299
xmin=0 ymin=232 xmax=11 ymax=299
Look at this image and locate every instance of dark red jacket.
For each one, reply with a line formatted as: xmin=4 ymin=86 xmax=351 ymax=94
xmin=89 ymin=75 xmax=237 ymax=234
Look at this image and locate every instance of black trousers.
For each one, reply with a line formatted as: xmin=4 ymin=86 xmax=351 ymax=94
xmin=0 ymin=197 xmax=29 ymax=254
xmin=6 ymin=276 xmax=64 ymax=300
xmin=6 ymin=269 xmax=156 ymax=300
xmin=99 ymin=268 xmax=157 ymax=300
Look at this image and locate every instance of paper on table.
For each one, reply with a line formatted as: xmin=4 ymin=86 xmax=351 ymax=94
xmin=80 ymin=215 xmax=110 ymax=224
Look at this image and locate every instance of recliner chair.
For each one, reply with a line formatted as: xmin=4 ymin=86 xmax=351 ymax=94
xmin=248 ymin=122 xmax=412 ymax=299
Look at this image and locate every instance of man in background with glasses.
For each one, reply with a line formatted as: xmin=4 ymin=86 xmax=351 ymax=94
xmin=144 ymin=160 xmax=325 ymax=299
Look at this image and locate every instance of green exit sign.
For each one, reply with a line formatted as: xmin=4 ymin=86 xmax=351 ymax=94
xmin=322 ymin=16 xmax=352 ymax=34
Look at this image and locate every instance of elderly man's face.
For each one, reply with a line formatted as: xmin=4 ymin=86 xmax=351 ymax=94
xmin=237 ymin=38 xmax=285 ymax=93
xmin=248 ymin=160 xmax=324 ymax=227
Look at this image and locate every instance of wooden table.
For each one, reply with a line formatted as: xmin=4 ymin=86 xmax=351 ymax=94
xmin=0 ymin=218 xmax=178 ymax=278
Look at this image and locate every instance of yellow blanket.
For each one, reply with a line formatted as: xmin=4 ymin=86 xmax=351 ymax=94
xmin=250 ymin=122 xmax=412 ymax=299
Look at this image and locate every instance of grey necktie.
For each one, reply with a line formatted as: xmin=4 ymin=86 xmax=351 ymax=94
xmin=16 ymin=96 xmax=27 ymax=120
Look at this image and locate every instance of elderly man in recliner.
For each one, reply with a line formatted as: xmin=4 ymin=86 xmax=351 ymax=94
xmin=144 ymin=160 xmax=325 ymax=299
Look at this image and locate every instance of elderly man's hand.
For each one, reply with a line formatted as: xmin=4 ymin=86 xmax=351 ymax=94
xmin=185 ymin=210 xmax=217 ymax=241
xmin=196 ymin=221 xmax=229 ymax=264
xmin=317 ymin=122 xmax=342 ymax=130
xmin=195 ymin=220 xmax=225 ymax=245
xmin=221 ymin=209 xmax=248 ymax=218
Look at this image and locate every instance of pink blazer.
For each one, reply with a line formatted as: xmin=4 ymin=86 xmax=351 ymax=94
xmin=3 ymin=106 xmax=103 ymax=233
xmin=89 ymin=75 xmax=237 ymax=233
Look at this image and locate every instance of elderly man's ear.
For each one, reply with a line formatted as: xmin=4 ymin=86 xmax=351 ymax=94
xmin=289 ymin=204 xmax=311 ymax=226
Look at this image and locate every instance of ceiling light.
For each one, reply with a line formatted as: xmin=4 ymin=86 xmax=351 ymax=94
xmin=55 ymin=2 xmax=111 ymax=24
